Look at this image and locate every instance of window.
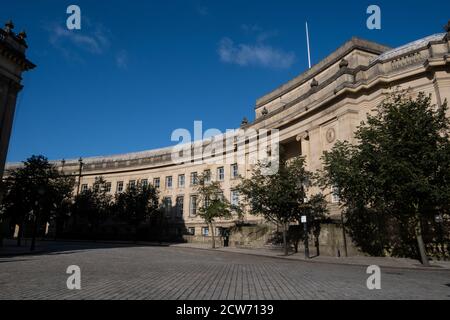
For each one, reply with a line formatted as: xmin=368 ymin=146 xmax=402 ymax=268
xmin=129 ymin=180 xmax=136 ymax=189
xmin=104 ymin=182 xmax=112 ymax=193
xmin=187 ymin=227 xmax=195 ymax=236
xmin=176 ymin=196 xmax=184 ymax=217
xmin=204 ymin=170 xmax=211 ymax=183
xmin=153 ymin=178 xmax=160 ymax=189
xmin=190 ymin=172 xmax=198 ymax=186
xmin=164 ymin=197 xmax=172 ymax=215
xmin=93 ymin=183 xmax=100 ymax=193
xmin=81 ymin=184 xmax=88 ymax=192
xmin=332 ymin=186 xmax=340 ymax=204
xmin=141 ymin=179 xmax=148 ymax=188
xmin=202 ymin=227 xmax=209 ymax=237
xmin=231 ymin=164 xmax=239 ymax=179
xmin=189 ymin=195 xmax=198 ymax=216
xmin=217 ymin=167 xmax=225 ymax=181
xmin=231 ymin=190 xmax=240 ymax=207
xmin=166 ymin=176 xmax=173 ymax=189
xmin=116 ymin=181 xmax=124 ymax=193
xmin=178 ymin=174 xmax=185 ymax=188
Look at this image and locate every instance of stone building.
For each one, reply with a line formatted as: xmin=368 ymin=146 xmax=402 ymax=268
xmin=6 ymin=22 xmax=450 ymax=253
xmin=0 ymin=21 xmax=35 ymax=181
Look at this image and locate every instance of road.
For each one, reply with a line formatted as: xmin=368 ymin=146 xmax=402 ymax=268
xmin=0 ymin=243 xmax=449 ymax=300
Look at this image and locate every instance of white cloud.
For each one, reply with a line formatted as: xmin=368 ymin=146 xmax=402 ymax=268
xmin=48 ymin=23 xmax=111 ymax=56
xmin=115 ymin=50 xmax=128 ymax=70
xmin=218 ymin=37 xmax=295 ymax=69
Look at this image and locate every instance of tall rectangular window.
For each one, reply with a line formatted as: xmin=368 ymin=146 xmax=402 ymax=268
xmin=332 ymin=186 xmax=340 ymax=204
xmin=141 ymin=179 xmax=148 ymax=188
xmin=116 ymin=181 xmax=124 ymax=193
xmin=204 ymin=170 xmax=211 ymax=183
xmin=129 ymin=180 xmax=136 ymax=189
xmin=189 ymin=195 xmax=198 ymax=216
xmin=190 ymin=172 xmax=198 ymax=186
xmin=166 ymin=176 xmax=173 ymax=189
xmin=178 ymin=174 xmax=185 ymax=188
xmin=217 ymin=167 xmax=225 ymax=181
xmin=81 ymin=184 xmax=88 ymax=192
xmin=104 ymin=182 xmax=112 ymax=193
xmin=164 ymin=197 xmax=172 ymax=216
xmin=153 ymin=178 xmax=160 ymax=189
xmin=231 ymin=163 xmax=239 ymax=179
xmin=231 ymin=190 xmax=240 ymax=207
xmin=176 ymin=196 xmax=184 ymax=217
xmin=202 ymin=227 xmax=209 ymax=237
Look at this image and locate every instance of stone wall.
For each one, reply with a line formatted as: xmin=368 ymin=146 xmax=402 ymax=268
xmin=183 ymin=222 xmax=362 ymax=257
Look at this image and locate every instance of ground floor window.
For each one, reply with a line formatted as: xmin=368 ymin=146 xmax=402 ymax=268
xmin=187 ymin=227 xmax=195 ymax=236
xmin=116 ymin=181 xmax=124 ymax=193
xmin=164 ymin=197 xmax=172 ymax=216
xmin=104 ymin=182 xmax=112 ymax=193
xmin=202 ymin=227 xmax=209 ymax=237
xmin=189 ymin=195 xmax=198 ymax=216
xmin=332 ymin=185 xmax=340 ymax=204
xmin=176 ymin=196 xmax=184 ymax=217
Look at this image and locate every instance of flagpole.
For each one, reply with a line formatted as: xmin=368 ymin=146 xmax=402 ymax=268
xmin=306 ymin=22 xmax=312 ymax=69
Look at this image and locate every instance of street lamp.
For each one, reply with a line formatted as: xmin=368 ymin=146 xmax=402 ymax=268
xmin=76 ymin=157 xmax=83 ymax=196
xmin=301 ymin=215 xmax=310 ymax=259
xmin=61 ymin=159 xmax=66 ymax=174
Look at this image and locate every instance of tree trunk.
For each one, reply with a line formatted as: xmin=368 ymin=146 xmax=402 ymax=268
xmin=315 ymin=236 xmax=320 ymax=257
xmin=0 ymin=218 xmax=4 ymax=248
xmin=282 ymin=223 xmax=288 ymax=256
xmin=134 ymin=224 xmax=139 ymax=244
xmin=210 ymin=223 xmax=216 ymax=249
xmin=17 ymin=221 xmax=24 ymax=247
xmin=415 ymin=217 xmax=430 ymax=267
xmin=30 ymin=215 xmax=39 ymax=252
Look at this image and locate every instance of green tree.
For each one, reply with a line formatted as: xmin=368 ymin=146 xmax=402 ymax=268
xmin=320 ymin=92 xmax=450 ymax=265
xmin=50 ymin=174 xmax=76 ymax=240
xmin=196 ymin=172 xmax=232 ymax=249
xmin=114 ymin=181 xmax=159 ymax=242
xmin=238 ymin=157 xmax=327 ymax=256
xmin=73 ymin=177 xmax=113 ymax=240
xmin=0 ymin=156 xmax=71 ymax=251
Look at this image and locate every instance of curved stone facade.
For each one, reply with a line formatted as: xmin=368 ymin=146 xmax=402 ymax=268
xmin=6 ymin=28 xmax=450 ymax=241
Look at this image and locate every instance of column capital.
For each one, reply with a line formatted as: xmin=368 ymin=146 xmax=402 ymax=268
xmin=296 ymin=131 xmax=310 ymax=142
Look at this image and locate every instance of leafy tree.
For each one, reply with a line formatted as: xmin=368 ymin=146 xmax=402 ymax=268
xmin=50 ymin=174 xmax=75 ymax=240
xmin=73 ymin=177 xmax=112 ymax=240
xmin=320 ymin=92 xmax=450 ymax=265
xmin=238 ymin=157 xmax=327 ymax=256
xmin=0 ymin=156 xmax=71 ymax=250
xmin=196 ymin=172 xmax=232 ymax=249
xmin=114 ymin=181 xmax=159 ymax=242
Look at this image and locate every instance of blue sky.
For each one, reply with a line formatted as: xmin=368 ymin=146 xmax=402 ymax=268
xmin=3 ymin=0 xmax=450 ymax=162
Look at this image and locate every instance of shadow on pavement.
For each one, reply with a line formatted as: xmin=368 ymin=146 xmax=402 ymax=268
xmin=0 ymin=239 xmax=171 ymax=258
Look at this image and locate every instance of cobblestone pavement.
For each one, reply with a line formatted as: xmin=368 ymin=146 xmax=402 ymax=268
xmin=0 ymin=244 xmax=449 ymax=300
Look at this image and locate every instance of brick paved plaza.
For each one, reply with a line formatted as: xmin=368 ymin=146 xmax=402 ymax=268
xmin=0 ymin=243 xmax=449 ymax=300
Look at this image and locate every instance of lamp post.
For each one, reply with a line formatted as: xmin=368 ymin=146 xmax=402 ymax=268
xmin=76 ymin=157 xmax=83 ymax=196
xmin=61 ymin=159 xmax=66 ymax=175
xmin=302 ymin=215 xmax=310 ymax=259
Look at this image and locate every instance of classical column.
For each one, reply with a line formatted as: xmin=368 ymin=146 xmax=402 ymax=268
xmin=296 ymin=131 xmax=310 ymax=170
